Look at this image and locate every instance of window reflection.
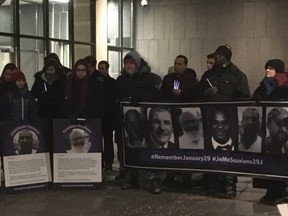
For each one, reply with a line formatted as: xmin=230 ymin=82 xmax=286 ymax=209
xmin=49 ymin=0 xmax=69 ymax=40
xmin=50 ymin=41 xmax=70 ymax=68
xmin=0 ymin=36 xmax=14 ymax=74
xmin=20 ymin=38 xmax=44 ymax=89
xmin=107 ymin=0 xmax=119 ymax=46
xmin=19 ymin=0 xmax=44 ymax=37
xmin=0 ymin=0 xmax=13 ymax=33
xmin=74 ymin=0 xmax=91 ymax=42
xmin=123 ymin=0 xmax=132 ymax=48
xmin=108 ymin=50 xmax=121 ymax=79
xmin=74 ymin=44 xmax=91 ymax=62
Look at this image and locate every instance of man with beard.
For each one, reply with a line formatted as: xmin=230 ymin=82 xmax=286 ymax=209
xmin=179 ymin=111 xmax=204 ymax=149
xmin=15 ymin=130 xmax=36 ymax=155
xmin=256 ymin=107 xmax=288 ymax=205
xmin=265 ymin=107 xmax=288 ymax=153
xmin=124 ymin=109 xmax=146 ymax=148
xmin=67 ymin=129 xmax=91 ymax=153
xmin=238 ymin=108 xmax=262 ymax=153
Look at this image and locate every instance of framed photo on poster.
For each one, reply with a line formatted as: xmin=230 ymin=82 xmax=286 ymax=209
xmin=53 ymin=119 xmax=102 ymax=188
xmin=1 ymin=121 xmax=51 ymax=192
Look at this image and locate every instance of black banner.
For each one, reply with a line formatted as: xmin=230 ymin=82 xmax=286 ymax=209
xmin=121 ymin=101 xmax=288 ymax=179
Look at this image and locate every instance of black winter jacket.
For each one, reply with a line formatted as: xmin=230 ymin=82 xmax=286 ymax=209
xmin=0 ymin=86 xmax=37 ymax=121
xmin=31 ymin=72 xmax=66 ymax=119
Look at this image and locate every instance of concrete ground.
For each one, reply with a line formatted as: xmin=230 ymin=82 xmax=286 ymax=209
xmin=0 ymin=164 xmax=285 ymax=216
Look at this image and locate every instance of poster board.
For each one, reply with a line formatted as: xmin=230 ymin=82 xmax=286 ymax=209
xmin=53 ymin=119 xmax=102 ymax=188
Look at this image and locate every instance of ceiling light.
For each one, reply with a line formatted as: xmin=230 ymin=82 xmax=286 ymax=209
xmin=141 ymin=0 xmax=148 ymax=6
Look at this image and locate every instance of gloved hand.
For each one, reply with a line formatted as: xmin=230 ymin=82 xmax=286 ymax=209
xmin=204 ymin=86 xmax=218 ymax=96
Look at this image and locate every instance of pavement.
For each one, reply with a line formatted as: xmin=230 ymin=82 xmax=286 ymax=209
xmin=0 ymin=162 xmax=285 ymax=216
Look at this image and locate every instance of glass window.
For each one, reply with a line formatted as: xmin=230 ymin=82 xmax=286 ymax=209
xmin=20 ymin=38 xmax=44 ymax=89
xmin=50 ymin=40 xmax=70 ymax=69
xmin=108 ymin=50 xmax=121 ymax=79
xmin=0 ymin=0 xmax=13 ymax=33
xmin=19 ymin=0 xmax=44 ymax=37
xmin=74 ymin=44 xmax=91 ymax=62
xmin=74 ymin=0 xmax=91 ymax=43
xmin=0 ymin=36 xmax=14 ymax=73
xmin=49 ymin=0 xmax=69 ymax=40
xmin=122 ymin=0 xmax=132 ymax=48
xmin=107 ymin=0 xmax=119 ymax=46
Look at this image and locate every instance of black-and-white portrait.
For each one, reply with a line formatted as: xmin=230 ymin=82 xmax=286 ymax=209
xmin=204 ymin=106 xmax=237 ymax=151
xmin=146 ymin=107 xmax=177 ymax=149
xmin=178 ymin=108 xmax=204 ymax=149
xmin=265 ymin=107 xmax=288 ymax=154
xmin=66 ymin=128 xmax=91 ymax=153
xmin=123 ymin=107 xmax=146 ymax=148
xmin=13 ymin=129 xmax=39 ymax=155
xmin=237 ymin=107 xmax=262 ymax=153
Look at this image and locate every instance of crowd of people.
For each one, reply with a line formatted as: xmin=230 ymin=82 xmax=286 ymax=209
xmin=1 ymin=44 xmax=288 ymax=205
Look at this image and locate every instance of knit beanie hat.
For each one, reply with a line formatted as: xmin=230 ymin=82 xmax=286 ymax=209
xmin=11 ymin=70 xmax=26 ymax=83
xmin=214 ymin=45 xmax=232 ymax=61
xmin=265 ymin=59 xmax=285 ymax=73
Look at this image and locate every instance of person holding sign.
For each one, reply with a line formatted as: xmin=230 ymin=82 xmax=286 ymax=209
xmin=200 ymin=45 xmax=251 ymax=199
xmin=116 ymin=51 xmax=162 ymax=192
xmin=200 ymin=45 xmax=250 ymax=101
xmin=0 ymin=70 xmax=37 ymax=121
xmin=252 ymin=59 xmax=288 ymax=205
xmin=64 ymin=59 xmax=105 ymax=123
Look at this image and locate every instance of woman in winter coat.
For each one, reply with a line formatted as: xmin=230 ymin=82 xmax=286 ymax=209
xmin=253 ymin=59 xmax=288 ymax=100
xmin=252 ymin=59 xmax=288 ymax=205
xmin=31 ymin=58 xmax=66 ymax=119
xmin=0 ymin=63 xmax=17 ymax=96
xmin=0 ymin=70 xmax=37 ymax=121
xmin=65 ymin=59 xmax=104 ymax=121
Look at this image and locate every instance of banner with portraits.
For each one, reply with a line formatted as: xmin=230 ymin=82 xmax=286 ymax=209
xmin=121 ymin=101 xmax=288 ymax=179
xmin=0 ymin=121 xmax=52 ymax=192
xmin=53 ymin=119 xmax=102 ymax=188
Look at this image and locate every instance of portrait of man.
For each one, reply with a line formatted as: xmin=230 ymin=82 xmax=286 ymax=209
xmin=178 ymin=109 xmax=204 ymax=149
xmin=124 ymin=109 xmax=146 ymax=148
xmin=265 ymin=107 xmax=288 ymax=154
xmin=67 ymin=128 xmax=91 ymax=153
xmin=147 ymin=107 xmax=176 ymax=149
xmin=238 ymin=107 xmax=262 ymax=153
xmin=14 ymin=129 xmax=38 ymax=155
xmin=206 ymin=107 xmax=236 ymax=151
